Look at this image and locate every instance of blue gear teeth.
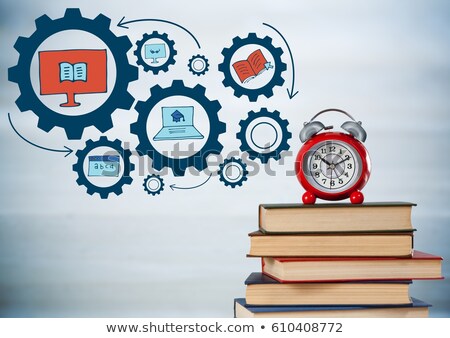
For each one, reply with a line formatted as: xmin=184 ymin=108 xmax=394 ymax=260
xmin=131 ymin=80 xmax=226 ymax=177
xmin=218 ymin=157 xmax=248 ymax=188
xmin=143 ymin=174 xmax=165 ymax=196
xmin=9 ymin=10 xmax=294 ymax=197
xmin=218 ymin=33 xmax=287 ymax=102
xmin=237 ymin=108 xmax=291 ymax=163
xmin=72 ymin=136 xmax=135 ymax=199
xmin=8 ymin=8 xmax=138 ymax=140
xmin=188 ymin=54 xmax=209 ymax=76
xmin=134 ymin=31 xmax=177 ymax=74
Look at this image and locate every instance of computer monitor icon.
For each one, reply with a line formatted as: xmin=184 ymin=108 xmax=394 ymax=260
xmin=153 ymin=106 xmax=204 ymax=141
xmin=88 ymin=155 xmax=120 ymax=177
xmin=39 ymin=49 xmax=107 ymax=107
xmin=145 ymin=43 xmax=166 ymax=64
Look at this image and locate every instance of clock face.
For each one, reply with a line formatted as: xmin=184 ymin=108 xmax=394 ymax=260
xmin=303 ymin=140 xmax=363 ymax=193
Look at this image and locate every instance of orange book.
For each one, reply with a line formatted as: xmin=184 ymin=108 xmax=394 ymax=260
xmin=232 ymin=49 xmax=270 ymax=83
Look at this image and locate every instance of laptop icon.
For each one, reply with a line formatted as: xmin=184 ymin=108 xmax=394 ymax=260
xmin=153 ymin=106 xmax=204 ymax=141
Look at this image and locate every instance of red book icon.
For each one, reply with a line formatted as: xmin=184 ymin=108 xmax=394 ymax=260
xmin=232 ymin=49 xmax=273 ymax=83
xmin=39 ymin=49 xmax=107 ymax=107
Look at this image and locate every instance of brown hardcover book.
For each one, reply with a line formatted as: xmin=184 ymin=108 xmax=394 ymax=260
xmin=259 ymin=202 xmax=416 ymax=233
xmin=234 ymin=298 xmax=429 ymax=318
xmin=245 ymin=273 xmax=412 ymax=306
xmin=248 ymin=230 xmax=414 ymax=257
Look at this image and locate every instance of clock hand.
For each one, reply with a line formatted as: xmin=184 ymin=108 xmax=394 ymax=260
xmin=335 ymin=157 xmax=349 ymax=165
xmin=320 ymin=156 xmax=332 ymax=166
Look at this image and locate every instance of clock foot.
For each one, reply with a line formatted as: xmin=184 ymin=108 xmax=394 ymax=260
xmin=350 ymin=191 xmax=364 ymax=204
xmin=302 ymin=191 xmax=316 ymax=204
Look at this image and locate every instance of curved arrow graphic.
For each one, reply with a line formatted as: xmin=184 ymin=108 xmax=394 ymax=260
xmin=118 ymin=17 xmax=201 ymax=49
xmin=263 ymin=22 xmax=299 ymax=99
xmin=170 ymin=173 xmax=212 ymax=191
xmin=8 ymin=113 xmax=73 ymax=157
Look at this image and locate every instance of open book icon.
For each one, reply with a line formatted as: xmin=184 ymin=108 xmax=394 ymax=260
xmin=39 ymin=49 xmax=107 ymax=108
xmin=232 ymin=49 xmax=273 ymax=84
xmin=59 ymin=62 xmax=87 ymax=82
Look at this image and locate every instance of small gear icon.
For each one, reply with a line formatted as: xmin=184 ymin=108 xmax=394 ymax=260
xmin=131 ymin=80 xmax=226 ymax=176
xmin=188 ymin=54 xmax=209 ymax=76
xmin=218 ymin=157 xmax=249 ymax=188
xmin=72 ymin=136 xmax=135 ymax=199
xmin=8 ymin=8 xmax=138 ymax=140
xmin=218 ymin=33 xmax=287 ymax=102
xmin=134 ymin=31 xmax=177 ymax=74
xmin=237 ymin=108 xmax=291 ymax=163
xmin=143 ymin=174 xmax=164 ymax=196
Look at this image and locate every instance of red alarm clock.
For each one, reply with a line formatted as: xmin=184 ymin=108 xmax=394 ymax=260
xmin=295 ymin=109 xmax=371 ymax=205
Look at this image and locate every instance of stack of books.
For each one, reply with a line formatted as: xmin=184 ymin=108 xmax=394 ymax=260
xmin=235 ymin=202 xmax=443 ymax=318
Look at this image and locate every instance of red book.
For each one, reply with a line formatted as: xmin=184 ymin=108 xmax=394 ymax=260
xmin=232 ymin=49 xmax=270 ymax=83
xmin=261 ymin=250 xmax=443 ymax=282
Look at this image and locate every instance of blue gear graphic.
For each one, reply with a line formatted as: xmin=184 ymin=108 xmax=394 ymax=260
xmin=188 ymin=54 xmax=209 ymax=76
xmin=237 ymin=108 xmax=292 ymax=163
xmin=72 ymin=136 xmax=135 ymax=199
xmin=131 ymin=80 xmax=226 ymax=176
xmin=134 ymin=31 xmax=177 ymax=74
xmin=8 ymin=8 xmax=138 ymax=140
xmin=143 ymin=174 xmax=164 ymax=196
xmin=218 ymin=33 xmax=287 ymax=102
xmin=218 ymin=157 xmax=248 ymax=188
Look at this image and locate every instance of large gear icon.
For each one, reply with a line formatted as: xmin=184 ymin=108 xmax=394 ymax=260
xmin=218 ymin=33 xmax=287 ymax=102
xmin=134 ymin=31 xmax=177 ymax=74
xmin=237 ymin=108 xmax=292 ymax=163
xmin=188 ymin=54 xmax=209 ymax=76
xmin=218 ymin=157 xmax=249 ymax=188
xmin=8 ymin=8 xmax=138 ymax=140
xmin=131 ymin=80 xmax=226 ymax=176
xmin=72 ymin=136 xmax=135 ymax=199
xmin=143 ymin=174 xmax=164 ymax=196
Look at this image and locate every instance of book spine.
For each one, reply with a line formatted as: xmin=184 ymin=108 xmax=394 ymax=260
xmin=258 ymin=204 xmax=263 ymax=231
